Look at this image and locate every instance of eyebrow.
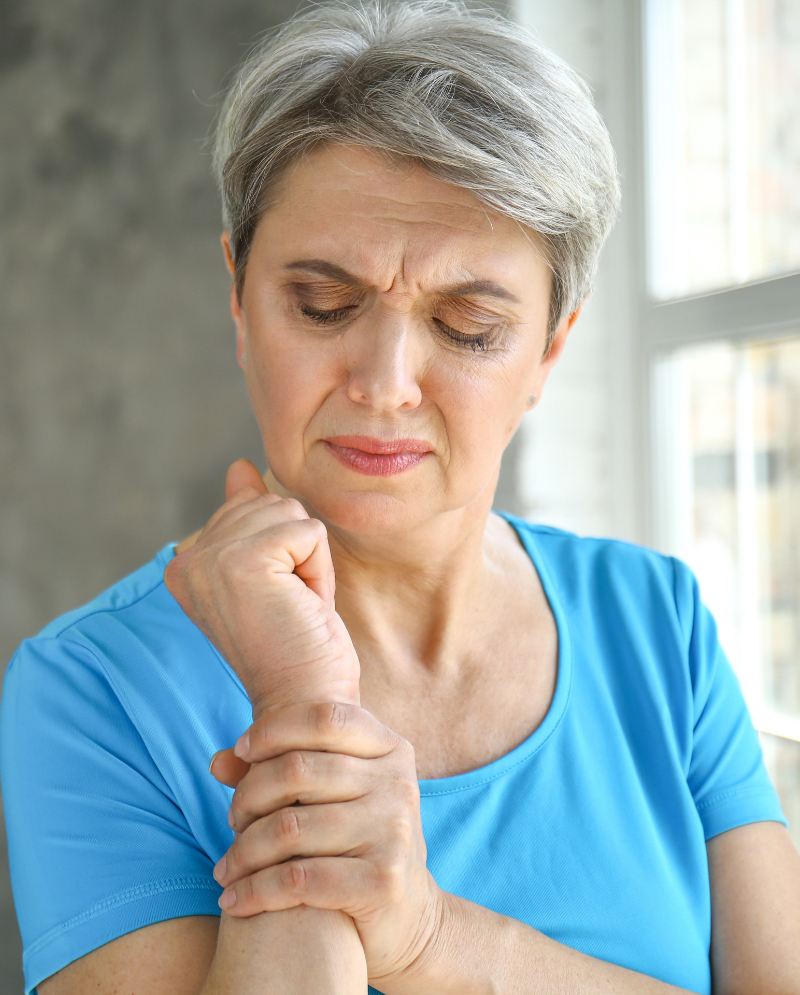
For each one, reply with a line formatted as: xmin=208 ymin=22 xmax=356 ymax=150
xmin=285 ymin=260 xmax=520 ymax=304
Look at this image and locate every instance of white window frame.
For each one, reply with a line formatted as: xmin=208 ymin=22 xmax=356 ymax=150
xmin=639 ymin=0 xmax=800 ymax=742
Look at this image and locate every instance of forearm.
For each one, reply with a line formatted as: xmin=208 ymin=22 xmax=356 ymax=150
xmin=201 ymin=907 xmax=367 ymax=995
xmin=377 ymin=892 xmax=692 ymax=995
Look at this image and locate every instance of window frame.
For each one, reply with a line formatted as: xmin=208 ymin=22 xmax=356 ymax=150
xmin=639 ymin=0 xmax=800 ymax=743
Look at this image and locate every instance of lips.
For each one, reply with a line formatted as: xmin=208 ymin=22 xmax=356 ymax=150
xmin=323 ymin=435 xmax=433 ymax=476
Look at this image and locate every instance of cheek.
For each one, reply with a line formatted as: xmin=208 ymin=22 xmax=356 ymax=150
xmin=429 ymin=361 xmax=527 ymax=475
xmin=245 ymin=331 xmax=337 ymax=463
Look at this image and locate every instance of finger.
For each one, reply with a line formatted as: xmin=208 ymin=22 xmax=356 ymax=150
xmin=209 ymin=748 xmax=251 ymax=788
xmin=216 ymin=799 xmax=370 ymax=886
xmin=224 ymin=750 xmax=373 ymax=830
xmin=234 ymin=702 xmax=402 ymax=765
xmin=225 ymin=459 xmax=268 ymax=502
xmin=218 ymin=855 xmax=382 ymax=919
xmin=272 ymin=517 xmax=335 ymax=607
xmin=197 ymin=488 xmax=286 ymax=540
xmin=226 ymin=517 xmax=335 ymax=607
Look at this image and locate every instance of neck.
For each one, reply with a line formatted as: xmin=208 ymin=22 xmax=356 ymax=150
xmin=261 ymin=466 xmax=529 ymax=686
xmin=317 ymin=498 xmax=518 ymax=686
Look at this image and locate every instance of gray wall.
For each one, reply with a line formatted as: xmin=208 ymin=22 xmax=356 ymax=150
xmin=0 ymin=1 xmax=515 ymax=988
xmin=0 ymin=1 xmax=303 ymax=987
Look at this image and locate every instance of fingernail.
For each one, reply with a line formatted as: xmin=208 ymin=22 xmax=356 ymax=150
xmin=213 ymin=856 xmax=227 ymax=883
xmin=219 ymin=889 xmax=236 ymax=909
xmin=208 ymin=751 xmax=220 ymax=774
xmin=234 ymin=732 xmax=250 ymax=758
xmin=227 ymin=807 xmax=235 ymax=829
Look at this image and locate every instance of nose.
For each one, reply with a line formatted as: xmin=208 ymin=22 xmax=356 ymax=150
xmin=345 ymin=312 xmax=424 ymax=412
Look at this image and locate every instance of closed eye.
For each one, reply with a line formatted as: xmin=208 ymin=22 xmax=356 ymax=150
xmin=432 ymin=317 xmax=495 ymax=352
xmin=300 ymin=304 xmax=359 ymax=324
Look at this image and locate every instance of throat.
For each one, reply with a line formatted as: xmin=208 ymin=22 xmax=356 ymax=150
xmin=358 ymin=620 xmax=558 ymax=780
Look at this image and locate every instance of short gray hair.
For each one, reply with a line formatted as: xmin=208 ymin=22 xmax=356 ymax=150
xmin=213 ymin=0 xmax=620 ymax=342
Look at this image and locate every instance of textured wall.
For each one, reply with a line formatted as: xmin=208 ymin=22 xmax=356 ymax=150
xmin=0 ymin=1 xmax=514 ymax=987
xmin=0 ymin=0 xmax=302 ymax=986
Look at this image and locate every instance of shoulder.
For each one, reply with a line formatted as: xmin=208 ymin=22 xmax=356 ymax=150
xmin=33 ymin=542 xmax=179 ymax=642
xmin=2 ymin=543 xmax=242 ymax=752
xmin=504 ymin=516 xmax=709 ymax=707
xmin=504 ymin=514 xmax=692 ymax=623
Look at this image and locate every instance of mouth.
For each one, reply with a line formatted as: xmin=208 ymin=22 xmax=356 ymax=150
xmin=322 ymin=435 xmax=433 ymax=477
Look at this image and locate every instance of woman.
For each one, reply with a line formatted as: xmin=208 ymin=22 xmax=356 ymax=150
xmin=2 ymin=3 xmax=799 ymax=993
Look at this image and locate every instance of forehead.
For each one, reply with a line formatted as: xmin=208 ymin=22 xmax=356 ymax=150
xmin=254 ymin=144 xmax=546 ymax=289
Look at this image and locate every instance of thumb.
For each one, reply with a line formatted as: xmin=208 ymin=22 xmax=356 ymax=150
xmin=209 ymin=747 xmax=250 ymax=788
xmin=225 ymin=459 xmax=268 ymax=502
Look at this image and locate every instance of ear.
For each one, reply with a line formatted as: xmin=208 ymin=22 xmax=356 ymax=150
xmin=221 ymin=231 xmax=235 ymax=275
xmin=221 ymin=232 xmax=247 ymax=369
xmin=527 ymin=303 xmax=582 ymax=408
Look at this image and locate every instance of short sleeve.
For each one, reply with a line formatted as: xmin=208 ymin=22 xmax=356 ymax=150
xmin=0 ymin=636 xmax=222 ymax=994
xmin=673 ymin=561 xmax=788 ymax=840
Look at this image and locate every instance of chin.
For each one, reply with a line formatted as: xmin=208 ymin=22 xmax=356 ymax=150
xmin=304 ymin=488 xmax=431 ymax=536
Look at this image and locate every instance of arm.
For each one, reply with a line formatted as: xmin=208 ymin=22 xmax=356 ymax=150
xmin=166 ymin=460 xmax=367 ymax=995
xmin=708 ymin=821 xmax=800 ymax=995
xmin=41 ymin=461 xmax=369 ymax=994
xmin=214 ymin=706 xmax=800 ymax=995
xmin=383 ymin=823 xmax=800 ymax=994
xmin=38 ymin=910 xmax=367 ymax=995
xmin=210 ymin=706 xmax=692 ymax=995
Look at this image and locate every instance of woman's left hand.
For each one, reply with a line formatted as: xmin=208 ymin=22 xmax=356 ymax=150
xmin=209 ymin=701 xmax=443 ymax=987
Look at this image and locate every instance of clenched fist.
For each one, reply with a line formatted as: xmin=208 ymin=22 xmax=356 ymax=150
xmin=164 ymin=459 xmax=361 ymax=717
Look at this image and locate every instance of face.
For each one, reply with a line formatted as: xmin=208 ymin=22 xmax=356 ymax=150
xmin=226 ymin=144 xmax=574 ymax=536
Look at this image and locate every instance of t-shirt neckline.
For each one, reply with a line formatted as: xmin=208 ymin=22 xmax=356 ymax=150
xmin=417 ymin=515 xmax=572 ymax=796
xmin=159 ymin=516 xmax=573 ymax=797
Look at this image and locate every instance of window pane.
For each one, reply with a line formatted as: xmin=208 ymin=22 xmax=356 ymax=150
xmin=761 ymin=733 xmax=800 ymax=850
xmin=751 ymin=340 xmax=800 ymax=717
xmin=646 ymin=0 xmax=800 ymax=299
xmin=653 ymin=335 xmax=800 ymax=831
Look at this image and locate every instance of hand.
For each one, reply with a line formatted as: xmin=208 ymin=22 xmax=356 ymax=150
xmin=209 ymin=701 xmax=443 ymax=988
xmin=164 ymin=460 xmax=360 ymax=714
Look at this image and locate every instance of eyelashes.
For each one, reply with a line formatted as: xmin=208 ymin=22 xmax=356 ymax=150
xmin=299 ymin=303 xmax=358 ymax=324
xmin=299 ymin=302 xmax=499 ymax=352
xmin=431 ymin=318 xmax=492 ymax=352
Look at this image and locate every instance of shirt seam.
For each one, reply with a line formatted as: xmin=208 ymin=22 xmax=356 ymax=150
xmin=420 ymin=655 xmax=573 ymax=796
xmin=23 ymin=876 xmax=220 ymax=965
xmin=43 ymin=555 xmax=172 ymax=641
xmin=695 ymin=782 xmax=776 ymax=812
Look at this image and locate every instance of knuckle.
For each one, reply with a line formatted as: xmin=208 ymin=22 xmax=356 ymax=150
xmin=281 ymin=859 xmax=310 ymax=894
xmin=374 ymin=860 xmax=405 ymax=904
xmin=282 ymin=751 xmax=311 ymax=792
xmin=394 ymin=736 xmax=416 ymax=767
xmin=215 ymin=541 xmax=242 ymax=575
xmin=306 ymin=516 xmax=327 ymax=538
xmin=230 ymin=784 xmax=253 ymax=824
xmin=387 ymin=810 xmax=414 ymax=848
xmin=237 ymin=874 xmax=255 ymax=905
xmin=227 ymin=833 xmax=244 ymax=871
xmin=313 ymin=700 xmax=352 ymax=736
xmin=396 ymin=774 xmax=420 ymax=809
xmin=280 ymin=497 xmax=308 ymax=521
xmin=275 ymin=807 xmax=306 ymax=843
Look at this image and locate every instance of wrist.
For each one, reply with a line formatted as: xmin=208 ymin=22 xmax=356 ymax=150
xmin=373 ymin=887 xmax=460 ymax=995
xmin=376 ymin=891 xmax=522 ymax=995
xmin=249 ymin=675 xmax=361 ymax=719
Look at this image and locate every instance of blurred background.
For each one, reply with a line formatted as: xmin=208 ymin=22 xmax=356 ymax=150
xmin=0 ymin=0 xmax=798 ymax=989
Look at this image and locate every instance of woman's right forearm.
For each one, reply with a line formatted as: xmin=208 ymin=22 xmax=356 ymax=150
xmin=202 ymin=906 xmax=367 ymax=995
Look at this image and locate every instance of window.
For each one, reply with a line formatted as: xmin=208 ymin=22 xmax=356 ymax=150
xmin=646 ymin=0 xmax=800 ymax=300
xmin=645 ymin=0 xmax=800 ymax=843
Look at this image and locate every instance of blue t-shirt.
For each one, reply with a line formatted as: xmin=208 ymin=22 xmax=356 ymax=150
xmin=0 ymin=518 xmax=786 ymax=995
